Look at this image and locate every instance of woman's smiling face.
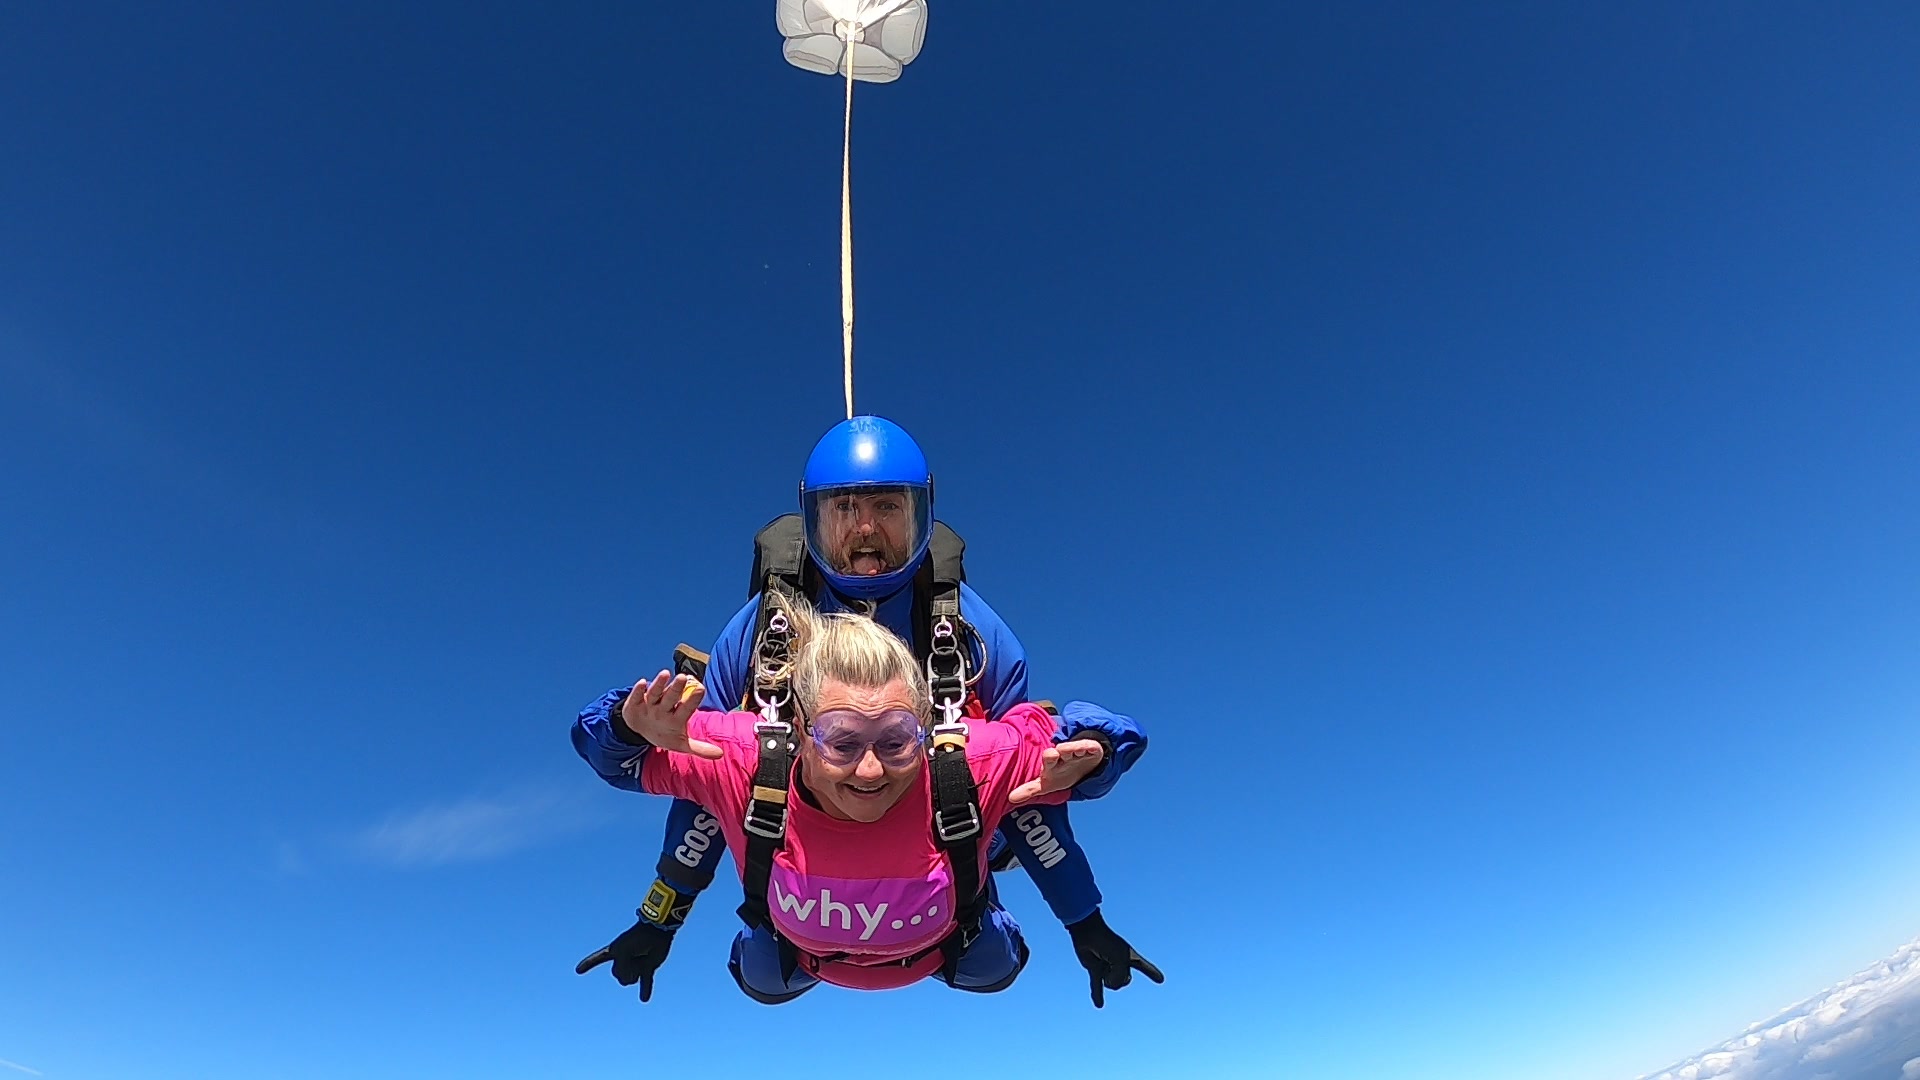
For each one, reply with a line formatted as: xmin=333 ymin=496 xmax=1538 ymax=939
xmin=798 ymin=676 xmax=926 ymax=822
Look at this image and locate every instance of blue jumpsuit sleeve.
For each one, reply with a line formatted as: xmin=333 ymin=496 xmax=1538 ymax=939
xmin=648 ymin=596 xmax=762 ymax=894
xmin=657 ymin=796 xmax=725 ymax=891
xmin=571 ymin=687 xmax=653 ymax=793
xmin=1008 ymin=803 xmax=1102 ymax=925
xmin=959 ymin=585 xmax=1104 ymax=926
xmin=1056 ymin=699 xmax=1148 ymax=802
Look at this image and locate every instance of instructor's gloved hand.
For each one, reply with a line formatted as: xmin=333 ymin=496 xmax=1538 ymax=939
xmin=575 ymin=914 xmax=677 ymax=1003
xmin=1065 ymin=909 xmax=1164 ymax=1008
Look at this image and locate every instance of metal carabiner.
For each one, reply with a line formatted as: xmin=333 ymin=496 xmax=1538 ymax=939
xmin=754 ymin=683 xmax=792 ymax=724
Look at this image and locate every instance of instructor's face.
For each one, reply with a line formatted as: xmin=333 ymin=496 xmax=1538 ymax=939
xmin=817 ymin=490 xmax=914 ymax=578
xmin=800 ymin=677 xmax=924 ymax=823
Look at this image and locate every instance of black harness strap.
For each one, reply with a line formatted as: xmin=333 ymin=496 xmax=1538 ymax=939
xmin=734 ymin=584 xmax=802 ymax=985
xmin=929 ymin=752 xmax=985 ymax=982
xmin=924 ymin=587 xmax=988 ymax=983
xmin=747 ymin=515 xmax=818 ymax=601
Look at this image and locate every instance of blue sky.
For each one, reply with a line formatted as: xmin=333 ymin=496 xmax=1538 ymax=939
xmin=3 ymin=3 xmax=1917 ymax=1078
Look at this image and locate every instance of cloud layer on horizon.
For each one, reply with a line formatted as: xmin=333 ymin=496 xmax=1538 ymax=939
xmin=1641 ymin=937 xmax=1920 ymax=1080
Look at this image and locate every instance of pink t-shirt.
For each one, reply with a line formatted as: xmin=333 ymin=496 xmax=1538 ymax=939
xmin=641 ymin=702 xmax=1065 ymax=990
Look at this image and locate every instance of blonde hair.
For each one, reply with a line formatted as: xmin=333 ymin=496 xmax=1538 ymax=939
xmin=777 ymin=595 xmax=930 ymax=726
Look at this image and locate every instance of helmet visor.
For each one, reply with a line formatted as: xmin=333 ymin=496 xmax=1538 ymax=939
xmin=803 ymin=484 xmax=930 ymax=584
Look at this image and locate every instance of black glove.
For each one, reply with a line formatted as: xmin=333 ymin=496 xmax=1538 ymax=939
xmin=575 ymin=913 xmax=677 ymax=1003
xmin=1065 ymin=909 xmax=1164 ymax=1008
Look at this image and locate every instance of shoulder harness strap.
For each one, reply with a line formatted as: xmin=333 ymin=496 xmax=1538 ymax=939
xmin=910 ymin=519 xmax=982 ymax=668
xmin=748 ymin=514 xmax=815 ymax=600
xmin=735 ymin=581 xmax=802 ymax=984
xmin=924 ymin=571 xmax=988 ymax=983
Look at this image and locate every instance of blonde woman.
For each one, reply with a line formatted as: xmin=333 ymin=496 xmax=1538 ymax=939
xmin=574 ymin=603 xmax=1127 ymax=1001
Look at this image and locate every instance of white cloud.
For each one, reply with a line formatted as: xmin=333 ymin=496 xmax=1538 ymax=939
xmin=352 ymin=788 xmax=605 ymax=866
xmin=1802 ymin=1024 xmax=1874 ymax=1061
xmin=274 ymin=839 xmax=311 ymax=876
xmin=1639 ymin=937 xmax=1920 ymax=1080
xmin=0 ymin=1060 xmax=44 ymax=1077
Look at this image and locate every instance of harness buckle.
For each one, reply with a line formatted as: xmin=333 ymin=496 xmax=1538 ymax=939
xmin=925 ymin=650 xmax=963 ymax=686
xmin=743 ymin=800 xmax=788 ymax=840
xmin=934 ymin=800 xmax=981 ymax=843
xmin=754 ymin=687 xmax=792 ymax=724
xmin=930 ymin=716 xmax=969 ymax=750
xmin=925 ymin=612 xmax=974 ymax=721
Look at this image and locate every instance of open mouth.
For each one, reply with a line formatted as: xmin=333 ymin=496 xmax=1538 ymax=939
xmin=849 ymin=548 xmax=890 ymax=576
xmin=842 ymin=781 xmax=888 ymax=799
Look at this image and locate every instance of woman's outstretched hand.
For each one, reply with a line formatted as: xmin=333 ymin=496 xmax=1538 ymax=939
xmin=1008 ymin=738 xmax=1105 ymax=806
xmin=621 ymin=670 xmax=724 ymax=760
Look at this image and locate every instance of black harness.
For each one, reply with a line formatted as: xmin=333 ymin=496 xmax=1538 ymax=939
xmin=731 ymin=514 xmax=989 ymax=984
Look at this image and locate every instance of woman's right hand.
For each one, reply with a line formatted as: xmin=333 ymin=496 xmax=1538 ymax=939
xmin=621 ymin=670 xmax=725 ymax=760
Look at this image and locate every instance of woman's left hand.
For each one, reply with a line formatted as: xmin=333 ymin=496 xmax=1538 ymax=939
xmin=1008 ymin=738 xmax=1106 ymax=806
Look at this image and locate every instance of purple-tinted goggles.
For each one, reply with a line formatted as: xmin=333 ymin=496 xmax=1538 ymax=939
xmin=804 ymin=707 xmax=927 ymax=768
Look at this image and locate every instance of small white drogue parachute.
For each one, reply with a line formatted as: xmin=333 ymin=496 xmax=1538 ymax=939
xmin=777 ymin=0 xmax=927 ymax=84
xmin=776 ymin=1 xmax=929 ymax=419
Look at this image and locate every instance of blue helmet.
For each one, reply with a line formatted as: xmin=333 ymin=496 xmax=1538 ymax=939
xmin=799 ymin=416 xmax=934 ymax=600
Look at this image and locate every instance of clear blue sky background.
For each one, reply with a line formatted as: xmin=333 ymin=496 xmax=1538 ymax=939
xmin=3 ymin=4 xmax=1917 ymax=1078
